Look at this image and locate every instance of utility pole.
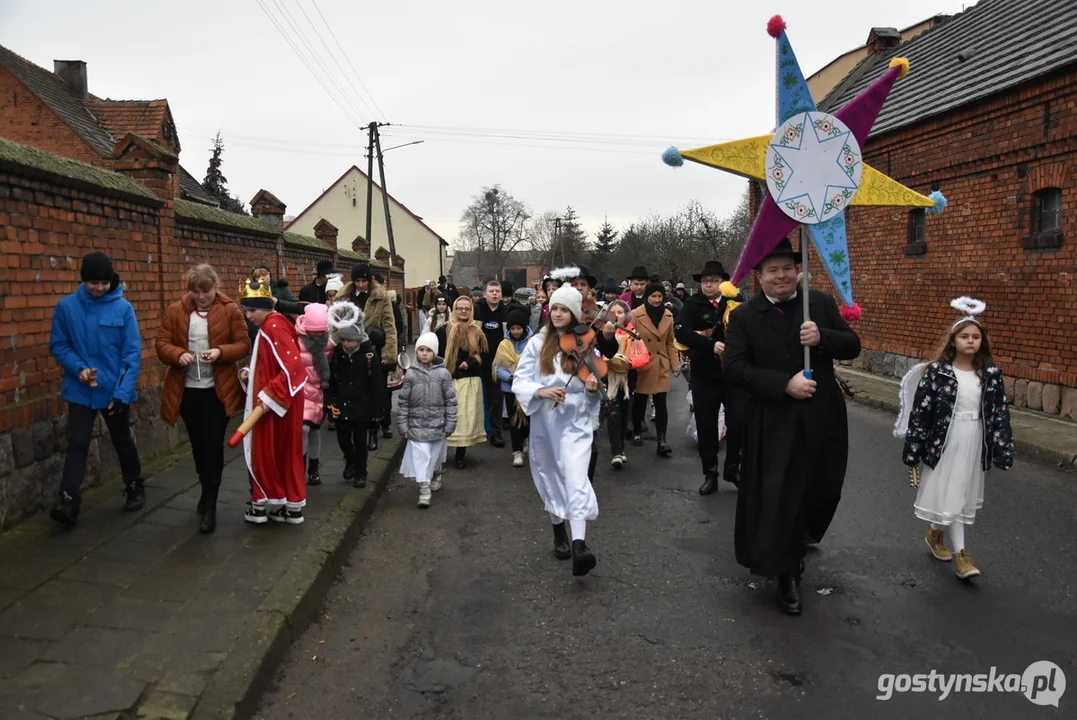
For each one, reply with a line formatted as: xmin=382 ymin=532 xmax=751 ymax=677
xmin=372 ymin=124 xmax=397 ymax=263
xmin=365 ymin=122 xmax=376 ymax=253
xmin=554 ymin=217 xmax=564 ymax=267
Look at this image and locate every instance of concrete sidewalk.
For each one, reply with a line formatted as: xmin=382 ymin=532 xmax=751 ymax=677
xmin=0 ymin=427 xmax=404 ymax=720
xmin=841 ymin=366 xmax=1077 ymax=472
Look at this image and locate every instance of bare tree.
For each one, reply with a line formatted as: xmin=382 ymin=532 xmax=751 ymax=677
xmin=457 ymin=185 xmax=532 ymax=282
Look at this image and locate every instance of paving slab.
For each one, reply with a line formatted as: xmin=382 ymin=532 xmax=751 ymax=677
xmin=0 ymin=426 xmax=403 ymax=719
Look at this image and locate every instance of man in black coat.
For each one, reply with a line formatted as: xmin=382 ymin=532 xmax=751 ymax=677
xmin=675 ymin=260 xmax=738 ymax=496
xmin=475 ymin=279 xmax=507 ymax=447
xmin=299 ymin=260 xmax=336 ymax=304
xmin=437 ymin=275 xmax=459 ymax=303
xmin=722 ymin=237 xmax=860 ymax=616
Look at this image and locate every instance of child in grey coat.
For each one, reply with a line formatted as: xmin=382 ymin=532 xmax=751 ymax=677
xmin=398 ymin=332 xmax=458 ymax=508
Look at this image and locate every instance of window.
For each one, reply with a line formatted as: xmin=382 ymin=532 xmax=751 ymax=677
xmin=1032 ymin=188 xmax=1062 ymax=233
xmin=909 ymin=209 xmax=926 ymax=243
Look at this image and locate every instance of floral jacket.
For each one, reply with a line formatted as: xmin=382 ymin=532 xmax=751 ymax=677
xmin=902 ymin=361 xmax=1014 ymax=471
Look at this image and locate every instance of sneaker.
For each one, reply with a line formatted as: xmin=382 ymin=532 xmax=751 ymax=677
xmin=353 ymin=473 xmax=367 ymax=489
xmin=244 ymin=505 xmax=268 ymax=524
xmin=953 ymin=549 xmax=980 ymax=579
xmin=630 ymin=435 xmax=643 ymax=447
xmin=269 ymin=507 xmax=305 ymax=525
xmin=121 ymin=482 xmax=145 ymax=512
xmin=431 ymin=473 xmax=443 ymax=492
xmin=307 ymin=468 xmax=322 ymax=487
xmin=610 ymin=454 xmax=625 ymax=471
xmin=418 ymin=483 xmax=432 ymax=508
xmin=512 ymin=451 xmax=525 ymax=468
xmin=343 ymin=463 xmax=356 ymax=480
xmin=925 ymin=528 xmax=953 ymax=562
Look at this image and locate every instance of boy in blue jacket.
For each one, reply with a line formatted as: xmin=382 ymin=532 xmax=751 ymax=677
xmin=48 ymin=252 xmax=145 ymax=526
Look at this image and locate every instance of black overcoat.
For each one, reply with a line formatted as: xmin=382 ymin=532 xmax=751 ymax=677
xmin=722 ymin=289 xmax=861 ymax=577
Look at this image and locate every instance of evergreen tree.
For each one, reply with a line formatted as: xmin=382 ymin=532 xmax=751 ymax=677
xmin=592 ymin=217 xmax=619 ymax=278
xmin=202 ymin=133 xmax=249 ymax=215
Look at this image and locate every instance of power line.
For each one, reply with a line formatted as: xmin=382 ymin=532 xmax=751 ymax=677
xmin=268 ymin=0 xmax=369 ymax=124
xmin=310 ymin=0 xmax=387 ymax=121
xmin=254 ymin=0 xmax=364 ymax=128
xmin=296 ymin=0 xmax=382 ymax=122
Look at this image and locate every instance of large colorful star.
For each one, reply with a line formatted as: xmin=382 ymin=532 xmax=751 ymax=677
xmin=663 ymin=15 xmax=946 ymax=310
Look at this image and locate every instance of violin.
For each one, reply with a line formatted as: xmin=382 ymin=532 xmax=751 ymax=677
xmin=557 ymin=298 xmax=639 ymax=385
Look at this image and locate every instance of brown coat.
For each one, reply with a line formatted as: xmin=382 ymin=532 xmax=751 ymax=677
xmin=156 ymin=292 xmax=251 ymax=425
xmin=335 ymin=280 xmax=397 ymax=362
xmin=631 ymin=304 xmax=677 ymax=395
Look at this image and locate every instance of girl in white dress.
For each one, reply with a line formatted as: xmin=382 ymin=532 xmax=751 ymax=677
xmin=398 ymin=333 xmax=457 ymax=508
xmin=512 ymin=285 xmax=603 ymax=576
xmin=897 ymin=298 xmax=1014 ymax=581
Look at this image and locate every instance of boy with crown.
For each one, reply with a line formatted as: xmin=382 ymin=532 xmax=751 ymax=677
xmin=238 ymin=279 xmax=309 ymax=524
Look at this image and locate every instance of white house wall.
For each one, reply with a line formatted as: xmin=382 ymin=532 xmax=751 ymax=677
xmin=287 ymin=168 xmax=445 ymax=285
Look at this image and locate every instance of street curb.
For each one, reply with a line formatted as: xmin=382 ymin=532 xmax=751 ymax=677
xmin=191 ymin=436 xmax=405 ymax=720
xmin=844 ymin=374 xmax=1077 ymax=473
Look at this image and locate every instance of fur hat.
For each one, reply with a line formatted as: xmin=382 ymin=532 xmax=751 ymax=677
xmin=325 ymin=275 xmax=344 ymax=294
xmin=328 ymin=302 xmax=368 ymax=343
xmin=549 ymin=284 xmax=583 ymax=320
xmin=416 ymin=332 xmax=439 ymax=355
xmin=506 ymin=306 xmax=530 ymax=330
xmin=296 ymin=303 xmax=329 ymax=334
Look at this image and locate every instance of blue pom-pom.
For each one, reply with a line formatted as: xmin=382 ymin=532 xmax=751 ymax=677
xmin=926 ymin=190 xmax=948 ymax=215
xmin=662 ymin=146 xmax=684 ymax=167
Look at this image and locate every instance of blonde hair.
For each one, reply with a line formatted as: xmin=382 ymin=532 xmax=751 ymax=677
xmin=444 ymin=296 xmax=487 ymax=368
xmin=187 ymin=264 xmax=219 ymax=292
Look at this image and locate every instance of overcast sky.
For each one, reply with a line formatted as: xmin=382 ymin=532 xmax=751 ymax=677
xmin=2 ymin=0 xmax=969 ymax=245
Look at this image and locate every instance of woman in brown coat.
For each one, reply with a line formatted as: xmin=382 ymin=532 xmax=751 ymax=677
xmin=630 ymin=282 xmax=679 ymax=457
xmin=156 ymin=264 xmax=251 ymax=533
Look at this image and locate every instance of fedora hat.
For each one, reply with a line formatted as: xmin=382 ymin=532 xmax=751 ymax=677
xmin=692 ymin=260 xmax=729 ymax=282
xmin=626 ymin=265 xmax=649 ymax=280
xmin=754 ymin=237 xmax=800 ymax=270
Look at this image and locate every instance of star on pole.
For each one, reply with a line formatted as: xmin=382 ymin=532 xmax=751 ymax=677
xmin=662 ymin=15 xmax=946 ymax=312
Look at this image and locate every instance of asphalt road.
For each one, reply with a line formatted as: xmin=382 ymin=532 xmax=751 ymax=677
xmin=258 ymin=377 xmax=1076 ymax=719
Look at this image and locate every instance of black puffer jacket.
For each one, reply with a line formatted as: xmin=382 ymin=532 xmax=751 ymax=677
xmin=902 ymin=361 xmax=1015 ymax=471
xmin=327 ymin=342 xmax=388 ymax=424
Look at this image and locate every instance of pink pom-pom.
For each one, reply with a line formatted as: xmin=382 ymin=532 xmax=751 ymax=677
xmin=840 ymin=303 xmax=862 ymax=322
xmin=767 ymin=15 xmax=787 ymax=38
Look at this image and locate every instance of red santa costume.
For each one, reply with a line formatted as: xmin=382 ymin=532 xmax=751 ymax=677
xmin=239 ymin=281 xmax=308 ymax=525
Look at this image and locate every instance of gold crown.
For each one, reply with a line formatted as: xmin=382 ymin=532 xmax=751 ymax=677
xmin=240 ymin=279 xmax=273 ymax=300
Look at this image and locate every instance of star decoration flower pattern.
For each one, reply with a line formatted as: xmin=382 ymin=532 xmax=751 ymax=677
xmin=663 ymin=15 xmax=943 ymax=310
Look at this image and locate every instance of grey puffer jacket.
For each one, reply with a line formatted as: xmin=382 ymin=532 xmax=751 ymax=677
xmin=397 ymin=357 xmax=458 ymax=442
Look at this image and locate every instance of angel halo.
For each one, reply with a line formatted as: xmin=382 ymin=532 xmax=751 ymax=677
xmin=950 ymin=296 xmax=986 ymax=330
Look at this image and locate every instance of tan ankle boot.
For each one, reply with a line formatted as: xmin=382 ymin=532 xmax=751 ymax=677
xmin=953 ymin=549 xmax=981 ymax=579
xmin=925 ymin=528 xmax=952 ymax=561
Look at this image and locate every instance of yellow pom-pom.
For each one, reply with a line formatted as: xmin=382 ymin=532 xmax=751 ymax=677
xmin=720 ymin=281 xmax=739 ymax=299
xmin=890 ymin=57 xmax=910 ymax=79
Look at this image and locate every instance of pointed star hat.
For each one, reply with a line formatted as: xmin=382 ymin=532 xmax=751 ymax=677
xmin=663 ymin=15 xmax=947 ymax=316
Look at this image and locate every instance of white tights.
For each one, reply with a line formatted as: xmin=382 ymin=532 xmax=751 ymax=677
xmin=931 ymin=522 xmax=966 ymax=552
xmin=549 ymin=513 xmax=587 ymax=542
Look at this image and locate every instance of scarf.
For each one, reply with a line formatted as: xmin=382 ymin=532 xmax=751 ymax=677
xmin=645 ymin=302 xmax=666 ymax=329
xmin=493 ymin=338 xmax=528 ymax=427
xmin=444 ymin=318 xmax=487 ymax=371
xmin=299 ymin=332 xmax=331 ymax=389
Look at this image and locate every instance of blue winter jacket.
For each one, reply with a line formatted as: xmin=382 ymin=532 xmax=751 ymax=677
xmin=495 ymin=327 xmax=533 ymax=392
xmin=49 ymin=283 xmax=142 ymax=409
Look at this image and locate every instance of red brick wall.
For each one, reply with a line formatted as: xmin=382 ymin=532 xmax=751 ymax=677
xmin=0 ymin=68 xmax=106 ymax=167
xmin=821 ymin=67 xmax=1077 ymax=388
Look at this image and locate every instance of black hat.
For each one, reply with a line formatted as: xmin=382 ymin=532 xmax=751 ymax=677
xmin=644 ymin=281 xmax=666 ymax=299
xmin=434 ymin=294 xmax=448 ymax=305
xmin=602 ymin=276 xmax=619 ymax=294
xmin=81 ymin=252 xmax=114 ymax=283
xmin=626 ymin=265 xmax=649 ymax=280
xmin=315 ymin=259 xmax=335 ymax=277
xmin=351 ymin=263 xmax=372 ymax=281
xmin=506 ymin=306 xmax=530 ymax=330
xmin=575 ymin=265 xmax=598 ymax=289
xmin=501 ymin=279 xmax=515 ymax=297
xmin=692 ymin=260 xmax=728 ymax=282
xmin=438 ymin=275 xmax=447 ymax=284
xmin=754 ymin=237 xmax=800 ymax=270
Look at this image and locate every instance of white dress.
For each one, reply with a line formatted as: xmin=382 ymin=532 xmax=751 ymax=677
xmin=914 ymin=367 xmax=985 ymax=526
xmin=512 ymin=332 xmax=601 ymax=521
xmin=400 ymin=439 xmax=447 ymax=484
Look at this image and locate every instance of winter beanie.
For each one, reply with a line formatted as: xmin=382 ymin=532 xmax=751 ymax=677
xmin=549 ymin=285 xmax=583 ymax=320
xmin=416 ymin=332 xmax=439 ymax=355
xmin=296 ymin=303 xmax=329 ymax=334
xmin=507 ymin=306 xmax=530 ymax=331
xmin=80 ymin=252 xmax=114 ymax=282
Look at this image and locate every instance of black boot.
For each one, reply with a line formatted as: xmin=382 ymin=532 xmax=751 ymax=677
xmin=571 ymin=539 xmax=597 ymax=577
xmin=454 ymin=447 xmax=467 ymax=469
xmin=343 ymin=462 xmax=356 ymax=480
xmin=368 ymin=429 xmax=379 ymax=452
xmin=656 ymin=434 xmax=672 ymax=457
xmin=552 ymin=522 xmax=571 ymax=560
xmin=722 ymin=461 xmax=741 ymax=488
xmin=778 ymin=573 xmax=802 ymax=615
xmin=307 ymin=457 xmax=322 ymax=486
xmin=49 ymin=492 xmax=80 ymax=527
xmin=490 ymin=431 xmax=505 ymax=448
xmin=122 ymin=481 xmax=145 ymax=512
xmin=698 ymin=472 xmax=719 ymax=496
xmin=199 ymin=484 xmax=219 ymax=534
xmin=353 ymin=472 xmax=367 ymax=489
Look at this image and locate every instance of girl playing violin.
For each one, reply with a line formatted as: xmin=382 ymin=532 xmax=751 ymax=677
xmin=512 ymin=285 xmax=603 ymax=576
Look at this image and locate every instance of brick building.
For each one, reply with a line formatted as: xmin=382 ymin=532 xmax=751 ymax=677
xmin=797 ymin=0 xmax=1076 ymax=418
xmin=0 ymin=46 xmax=402 ymax=528
xmin=449 ymin=250 xmax=547 ymax=292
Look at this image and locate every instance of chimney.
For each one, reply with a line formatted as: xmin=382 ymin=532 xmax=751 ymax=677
xmin=54 ymin=60 xmax=88 ymax=100
xmin=866 ymin=27 xmax=901 ymax=56
xmin=249 ymin=190 xmax=287 ymax=233
xmin=313 ymin=218 xmax=339 ymax=247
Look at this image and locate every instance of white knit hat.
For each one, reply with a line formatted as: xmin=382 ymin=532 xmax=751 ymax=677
xmin=325 ymin=274 xmax=344 ymax=294
xmin=415 ymin=332 xmax=439 ymax=355
xmin=549 ymin=284 xmax=583 ymax=320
